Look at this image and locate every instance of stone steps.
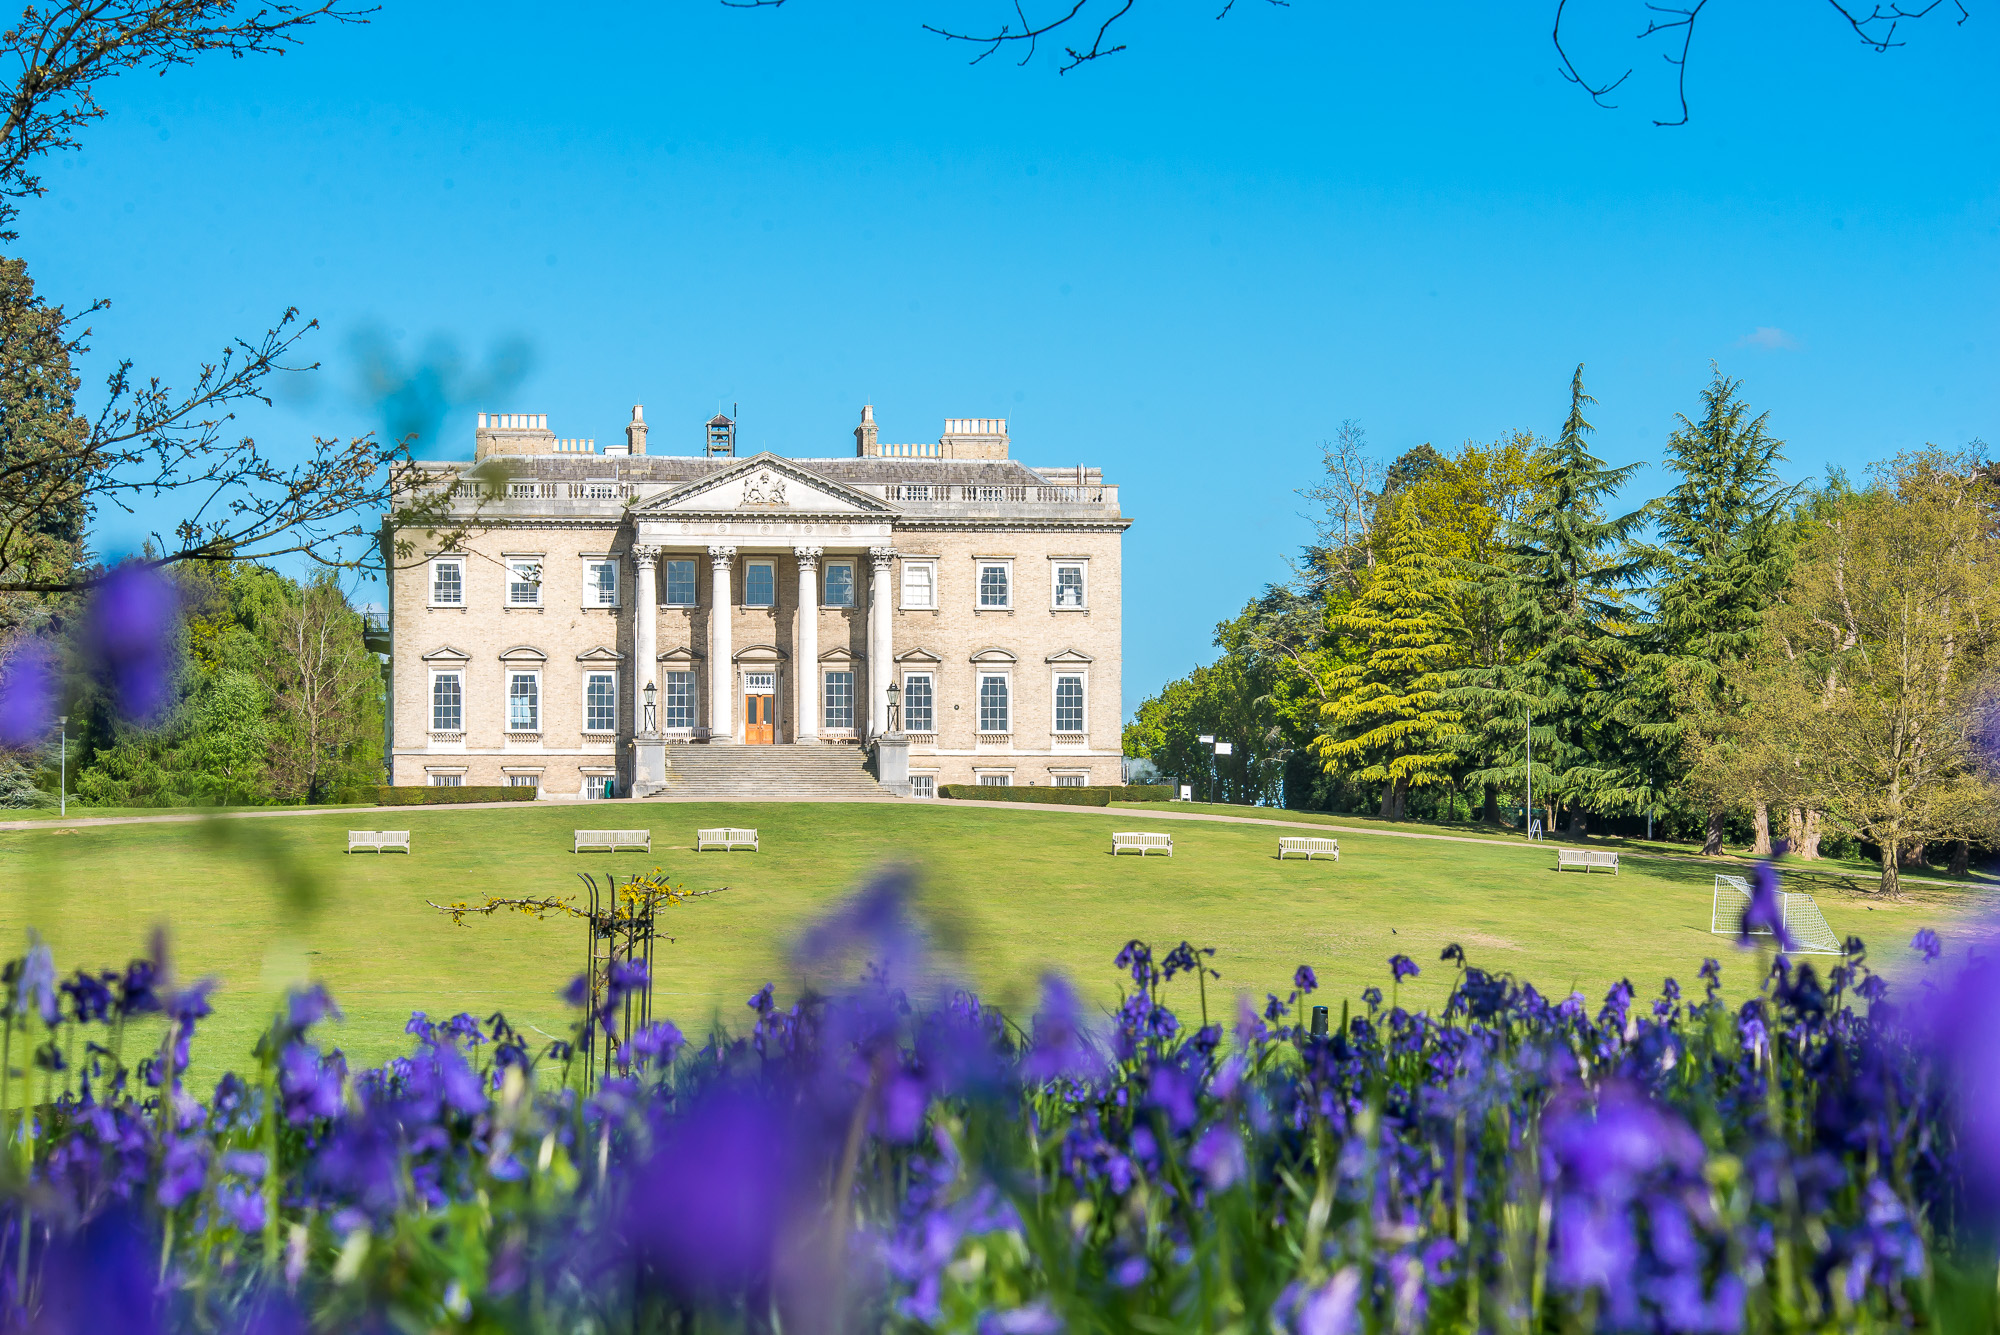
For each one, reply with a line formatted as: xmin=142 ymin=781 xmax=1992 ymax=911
xmin=642 ymin=743 xmax=891 ymax=801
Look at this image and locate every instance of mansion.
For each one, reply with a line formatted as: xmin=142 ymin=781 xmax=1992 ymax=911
xmin=382 ymin=405 xmax=1130 ymax=798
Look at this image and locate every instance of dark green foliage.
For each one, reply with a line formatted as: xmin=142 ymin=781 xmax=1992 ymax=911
xmin=939 ymin=784 xmax=1111 ymax=806
xmin=374 ymin=785 xmax=536 ymax=806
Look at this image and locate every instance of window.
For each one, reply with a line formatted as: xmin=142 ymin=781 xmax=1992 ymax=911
xmin=1054 ymin=563 xmax=1086 ymax=609
xmin=663 ymin=672 xmax=695 ymax=729
xmin=507 ymin=560 xmax=542 ymax=607
xmin=585 ymin=672 xmax=616 ymax=732
xmin=978 ymin=674 xmax=1010 ymax=733
xmin=1054 ymin=773 xmax=1088 ymax=788
xmin=664 ymin=559 xmax=697 ymax=606
xmin=901 ymin=561 xmax=935 ymax=610
xmin=824 ymin=671 xmax=855 ymax=730
xmin=978 ymin=563 xmax=1011 ymax=608
xmin=745 ymin=671 xmax=775 ymax=693
xmin=507 ymin=774 xmax=539 ymax=790
xmin=508 ymin=672 xmax=540 ymax=732
xmin=1055 ymin=674 xmax=1086 ymax=733
xmin=431 ymin=673 xmax=462 ymax=732
xmin=585 ymin=560 xmax=618 ymax=608
xmin=977 ymin=773 xmax=1013 ymax=787
xmin=824 ymin=561 xmax=855 ymax=607
xmin=910 ymin=774 xmax=937 ymax=798
xmin=431 ymin=559 xmax=463 ymax=606
xmin=745 ymin=560 xmax=775 ymax=607
xmin=583 ymin=774 xmax=614 ymax=800
xmin=902 ymin=673 xmax=934 ymax=733
xmin=429 ymin=773 xmax=464 ymax=787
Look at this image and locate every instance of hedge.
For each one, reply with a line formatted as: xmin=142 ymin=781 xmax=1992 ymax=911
xmin=938 ymin=784 xmax=1110 ymax=806
xmin=1104 ymin=784 xmax=1174 ymax=802
xmin=374 ymin=785 xmax=539 ymax=806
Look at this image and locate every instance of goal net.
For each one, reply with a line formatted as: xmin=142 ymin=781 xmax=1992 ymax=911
xmin=1709 ymin=874 xmax=1844 ymax=956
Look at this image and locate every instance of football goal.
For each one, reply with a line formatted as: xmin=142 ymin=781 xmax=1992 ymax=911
xmin=1709 ymin=874 xmax=1844 ymax=956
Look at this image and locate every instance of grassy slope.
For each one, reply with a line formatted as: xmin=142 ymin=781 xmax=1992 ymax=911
xmin=0 ymin=801 xmax=1976 ymax=1078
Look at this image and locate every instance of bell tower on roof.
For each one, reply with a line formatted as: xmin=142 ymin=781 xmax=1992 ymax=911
xmin=706 ymin=412 xmax=736 ymax=458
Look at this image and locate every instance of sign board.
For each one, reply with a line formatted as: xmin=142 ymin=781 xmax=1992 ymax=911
xmin=1178 ymin=785 xmax=1193 ymax=801
xmin=1214 ymin=742 xmax=1234 ymax=756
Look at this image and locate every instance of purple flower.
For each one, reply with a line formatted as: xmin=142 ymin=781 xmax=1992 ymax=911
xmin=626 ymin=1019 xmax=685 ymax=1069
xmin=1914 ymin=926 xmax=2000 ymax=1224
xmin=1739 ymin=861 xmax=1798 ymax=952
xmin=1023 ymin=975 xmax=1104 ymax=1083
xmin=793 ymin=867 xmax=927 ymax=985
xmin=1280 ymin=1268 xmax=1362 ymax=1335
xmin=1389 ymin=954 xmax=1420 ymax=982
xmin=218 ymin=1183 xmax=266 ymax=1233
xmin=877 ymin=1069 xmax=930 ymax=1143
xmin=82 ymin=564 xmax=180 ymax=724
xmin=978 ymin=1304 xmax=1062 ymax=1335
xmin=278 ymin=1043 xmax=345 ymax=1123
xmin=289 ymin=985 xmax=340 ymax=1032
xmin=560 ymin=976 xmax=588 ymax=1008
xmin=1189 ymin=1123 xmax=1247 ymax=1190
xmin=1911 ymin=928 xmax=1943 ymax=963
xmin=1146 ymin=1064 xmax=1199 ymax=1130
xmin=158 ymin=1136 xmax=208 ymax=1208
xmin=1293 ymin=965 xmax=1318 ymax=994
xmin=34 ymin=1209 xmax=162 ymax=1335
xmin=222 ymin=1150 xmax=268 ymax=1181
xmin=623 ymin=1090 xmax=796 ymax=1293
xmin=0 ymin=639 xmax=57 ymax=746
xmin=20 ymin=934 xmax=59 ymax=1025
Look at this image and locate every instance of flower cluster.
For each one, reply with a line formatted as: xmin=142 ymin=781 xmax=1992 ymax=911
xmin=0 ymin=872 xmax=1988 ymax=1333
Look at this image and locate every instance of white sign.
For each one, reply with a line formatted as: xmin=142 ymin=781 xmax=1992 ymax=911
xmin=1178 ymin=785 xmax=1193 ymax=801
xmin=1198 ymin=734 xmax=1215 ymax=745
xmin=1214 ymin=742 xmax=1234 ymax=756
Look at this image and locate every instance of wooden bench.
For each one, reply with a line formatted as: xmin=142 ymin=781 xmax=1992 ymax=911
xmin=1556 ymin=848 xmax=1619 ymax=874
xmin=1277 ymin=836 xmax=1340 ymax=861
xmin=1112 ymin=831 xmax=1174 ymax=857
xmin=347 ymin=830 xmax=410 ymax=854
xmin=695 ymin=827 xmax=759 ymax=853
xmin=574 ymin=830 xmax=651 ymax=854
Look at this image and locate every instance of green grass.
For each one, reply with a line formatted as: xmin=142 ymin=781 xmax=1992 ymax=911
xmin=0 ymin=801 xmax=1981 ymax=1080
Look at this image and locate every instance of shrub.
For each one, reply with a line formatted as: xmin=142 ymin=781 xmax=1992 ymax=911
xmin=373 ymin=784 xmax=537 ymax=806
xmin=939 ymin=783 xmax=1110 ymax=805
xmin=1105 ymin=783 xmax=1173 ymax=802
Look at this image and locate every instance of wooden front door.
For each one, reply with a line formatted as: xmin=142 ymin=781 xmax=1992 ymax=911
xmin=744 ymin=692 xmax=775 ymax=744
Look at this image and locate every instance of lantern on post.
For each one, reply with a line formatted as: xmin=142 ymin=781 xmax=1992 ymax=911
xmin=643 ymin=680 xmax=658 ymax=734
xmin=886 ymin=680 xmax=902 ymax=733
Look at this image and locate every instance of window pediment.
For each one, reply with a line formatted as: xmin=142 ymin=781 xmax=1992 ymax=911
xmin=896 ymin=647 xmax=942 ymax=663
xmin=658 ymin=646 xmax=705 ymax=664
xmin=970 ymin=647 xmax=1017 ymax=664
xmin=1045 ymin=649 xmax=1095 ymax=664
xmin=576 ymin=646 xmax=626 ymax=662
xmin=732 ymin=643 xmax=789 ymax=662
xmin=819 ymin=646 xmax=858 ymax=664
xmin=421 ymin=646 xmax=470 ymax=663
xmin=499 ymin=645 xmax=548 ymax=662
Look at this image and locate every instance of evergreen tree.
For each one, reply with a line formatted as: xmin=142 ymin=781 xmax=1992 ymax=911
xmin=1314 ymin=504 xmax=1465 ymax=819
xmin=1612 ymin=370 xmax=1796 ymax=850
xmin=1454 ymin=365 xmax=1648 ymax=835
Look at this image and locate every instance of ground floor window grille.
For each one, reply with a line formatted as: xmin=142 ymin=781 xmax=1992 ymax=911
xmin=663 ymin=672 xmax=695 ymax=729
xmin=910 ymin=774 xmax=937 ymax=798
xmin=825 ymin=672 xmax=854 ymax=729
xmin=1054 ymin=773 xmax=1087 ymax=787
xmin=507 ymin=774 xmax=539 ymax=789
xmin=903 ymin=674 xmax=934 ymax=732
xmin=429 ymin=774 xmax=463 ymax=788
xmin=977 ymin=773 xmax=1012 ymax=787
xmin=1055 ymin=674 xmax=1085 ymax=732
xmin=585 ymin=673 xmax=616 ymax=732
xmin=978 ymin=675 xmax=1010 ymax=733
xmin=583 ymin=774 xmax=615 ymax=800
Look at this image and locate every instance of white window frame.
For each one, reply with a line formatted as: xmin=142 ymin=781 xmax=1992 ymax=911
xmin=582 ymin=557 xmax=619 ymax=609
xmin=977 ymin=672 xmax=1011 ymax=734
xmin=975 ymin=559 xmax=1013 ymax=610
xmin=663 ymin=558 xmax=698 ymax=607
xmin=507 ymin=670 xmax=542 ymax=733
xmin=975 ymin=770 xmax=1014 ymax=787
xmin=506 ymin=773 xmax=540 ymax=790
xmin=429 ymin=557 xmax=465 ymax=608
xmin=429 ymin=670 xmax=464 ymax=733
xmin=823 ymin=559 xmax=856 ymax=608
xmin=901 ymin=671 xmax=935 ymax=733
xmin=824 ymin=670 xmax=856 ymax=731
xmin=1051 ymin=559 xmax=1088 ymax=611
xmin=909 ymin=772 xmax=938 ymax=799
xmin=743 ymin=559 xmax=777 ymax=608
xmin=1053 ymin=671 xmax=1087 ymax=735
xmin=662 ymin=671 xmax=697 ymax=731
xmin=1052 ymin=772 xmax=1089 ymax=788
xmin=429 ymin=772 xmax=465 ymax=788
xmin=583 ymin=671 xmax=617 ymax=734
xmin=900 ymin=559 xmax=937 ymax=610
xmin=506 ymin=557 xmax=544 ymax=608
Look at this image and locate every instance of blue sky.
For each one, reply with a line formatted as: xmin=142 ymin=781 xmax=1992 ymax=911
xmin=19 ymin=1 xmax=1998 ymax=717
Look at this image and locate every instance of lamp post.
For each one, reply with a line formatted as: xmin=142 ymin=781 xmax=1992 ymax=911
xmin=1198 ymin=734 xmax=1217 ymax=805
xmin=1524 ymin=699 xmax=1534 ymax=842
xmin=886 ymin=680 xmax=901 ymax=733
xmin=643 ymin=681 xmax=658 ymax=734
xmin=57 ymin=715 xmax=66 ymax=817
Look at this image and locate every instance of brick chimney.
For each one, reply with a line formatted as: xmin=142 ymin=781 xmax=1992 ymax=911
xmin=625 ymin=404 xmax=648 ymax=456
xmin=854 ymin=404 xmax=879 ymax=457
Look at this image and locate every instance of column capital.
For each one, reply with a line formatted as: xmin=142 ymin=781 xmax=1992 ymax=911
xmin=631 ymin=543 xmax=661 ymax=565
xmin=707 ymin=544 xmax=737 ymax=563
xmin=793 ymin=545 xmax=824 ymax=569
xmin=867 ymin=545 xmax=897 ymax=571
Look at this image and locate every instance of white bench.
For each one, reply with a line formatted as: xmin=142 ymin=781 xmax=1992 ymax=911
xmin=1112 ymin=831 xmax=1174 ymax=857
xmin=1556 ymin=848 xmax=1619 ymax=874
xmin=1278 ymin=836 xmax=1340 ymax=861
xmin=695 ymin=827 xmax=759 ymax=853
xmin=347 ymin=830 xmax=410 ymax=854
xmin=574 ymin=830 xmax=651 ymax=854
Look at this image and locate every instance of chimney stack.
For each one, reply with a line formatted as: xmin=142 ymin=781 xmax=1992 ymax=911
xmin=854 ymin=404 xmax=879 ymax=457
xmin=626 ymin=404 xmax=648 ymax=456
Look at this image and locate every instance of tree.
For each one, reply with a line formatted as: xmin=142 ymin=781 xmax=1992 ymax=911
xmin=1454 ymin=366 xmax=1647 ymax=836
xmin=1615 ymin=370 xmax=1797 ymax=852
xmin=265 ymin=573 xmax=382 ymax=802
xmin=1732 ymin=452 xmax=2000 ymax=894
xmin=1313 ymin=503 xmax=1465 ymax=820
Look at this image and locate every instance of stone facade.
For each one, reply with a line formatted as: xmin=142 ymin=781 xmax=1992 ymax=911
xmin=382 ymin=407 xmax=1130 ymax=797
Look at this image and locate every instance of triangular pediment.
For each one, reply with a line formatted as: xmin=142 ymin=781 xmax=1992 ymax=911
xmin=421 ymin=645 xmax=470 ymax=662
xmin=576 ymin=646 xmax=625 ymax=662
xmin=632 ymin=453 xmax=894 ymax=517
xmin=1045 ymin=649 xmax=1095 ymax=664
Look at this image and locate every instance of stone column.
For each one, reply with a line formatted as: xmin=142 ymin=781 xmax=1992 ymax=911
xmin=793 ymin=546 xmax=822 ymax=741
xmin=631 ymin=545 xmax=665 ymax=791
xmin=708 ymin=545 xmax=736 ymax=743
xmin=866 ymin=546 xmax=896 ymax=738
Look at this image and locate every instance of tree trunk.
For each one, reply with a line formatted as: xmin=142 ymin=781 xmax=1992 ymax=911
xmin=1482 ymin=783 xmax=1500 ymax=825
xmin=1568 ymin=807 xmax=1588 ymax=840
xmin=1798 ymin=810 xmax=1822 ymax=860
xmin=1878 ymin=841 xmax=1901 ymax=896
xmin=1752 ymin=804 xmax=1772 ymax=857
xmin=1950 ymin=840 xmax=1970 ymax=877
xmin=1901 ymin=842 xmax=1927 ymax=869
xmin=1703 ymin=811 xmax=1725 ymax=857
xmin=1392 ymin=777 xmax=1410 ymax=821
xmin=1378 ymin=782 xmax=1396 ymax=820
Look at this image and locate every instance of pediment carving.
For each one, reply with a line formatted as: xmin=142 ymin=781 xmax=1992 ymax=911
xmin=631 ymin=452 xmax=894 ymax=517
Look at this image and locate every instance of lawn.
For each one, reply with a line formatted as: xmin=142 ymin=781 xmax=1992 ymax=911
xmin=0 ymin=801 xmax=1977 ymax=1079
